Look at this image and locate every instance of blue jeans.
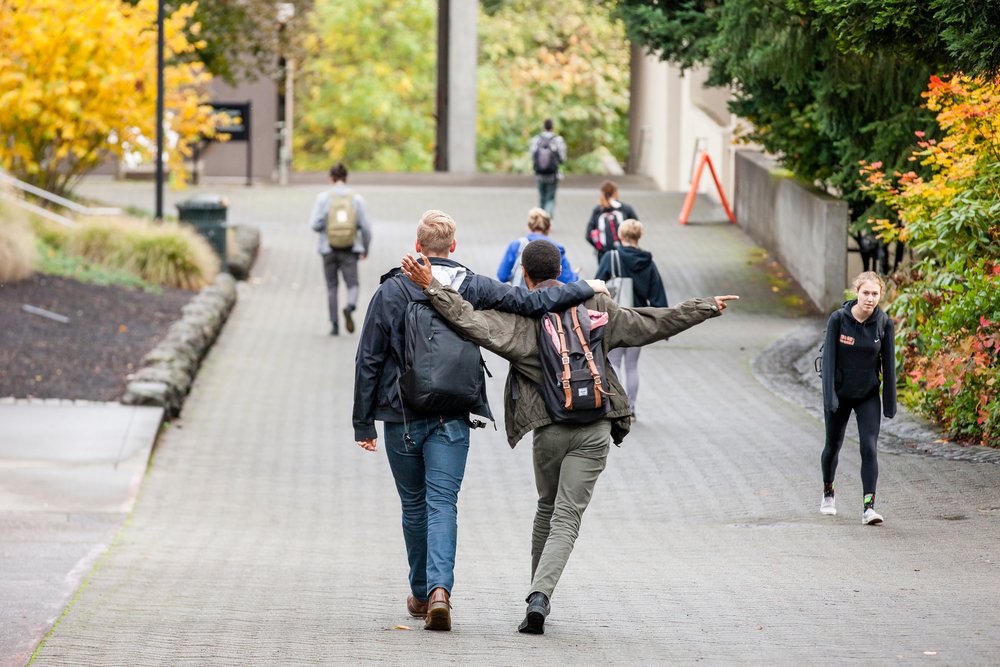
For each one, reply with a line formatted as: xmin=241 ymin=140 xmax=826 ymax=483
xmin=384 ymin=418 xmax=470 ymax=600
xmin=537 ymin=178 xmax=558 ymax=218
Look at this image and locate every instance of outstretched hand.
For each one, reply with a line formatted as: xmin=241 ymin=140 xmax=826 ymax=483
xmin=714 ymin=295 xmax=740 ymax=312
xmin=401 ymin=253 xmax=433 ymax=289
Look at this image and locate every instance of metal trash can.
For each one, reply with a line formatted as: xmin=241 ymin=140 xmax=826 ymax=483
xmin=176 ymin=194 xmax=227 ymax=266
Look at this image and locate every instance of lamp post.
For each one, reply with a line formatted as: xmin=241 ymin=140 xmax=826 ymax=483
xmin=155 ymin=0 xmax=165 ymax=220
xmin=276 ymin=3 xmax=295 ymax=186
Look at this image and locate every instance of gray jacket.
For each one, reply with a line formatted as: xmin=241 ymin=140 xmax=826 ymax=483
xmin=422 ymin=277 xmax=722 ymax=447
xmin=309 ymin=184 xmax=372 ymax=255
xmin=529 ymin=131 xmax=568 ymax=183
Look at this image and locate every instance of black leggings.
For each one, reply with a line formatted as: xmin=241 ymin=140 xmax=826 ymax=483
xmin=821 ymin=391 xmax=881 ymax=495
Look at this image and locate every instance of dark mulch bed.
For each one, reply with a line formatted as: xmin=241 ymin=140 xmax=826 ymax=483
xmin=0 ymin=275 xmax=192 ymax=401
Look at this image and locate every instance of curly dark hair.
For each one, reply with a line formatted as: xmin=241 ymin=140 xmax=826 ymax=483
xmin=521 ymin=239 xmax=561 ymax=283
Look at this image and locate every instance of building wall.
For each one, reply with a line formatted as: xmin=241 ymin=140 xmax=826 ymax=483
xmin=628 ymin=48 xmax=736 ymax=201
xmin=201 ymin=76 xmax=279 ymax=182
xmin=734 ymin=150 xmax=848 ymax=312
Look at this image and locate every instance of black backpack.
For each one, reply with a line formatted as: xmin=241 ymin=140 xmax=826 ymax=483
xmin=537 ymin=305 xmax=611 ymax=423
xmin=533 ymin=136 xmax=559 ymax=175
xmin=394 ymin=277 xmax=490 ymax=417
xmin=814 ymin=308 xmax=888 ymax=377
xmin=594 ymin=209 xmax=623 ymax=251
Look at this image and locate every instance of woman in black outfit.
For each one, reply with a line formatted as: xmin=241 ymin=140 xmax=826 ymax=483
xmin=820 ymin=271 xmax=896 ymax=525
xmin=594 ymin=219 xmax=668 ymax=419
xmin=585 ymin=180 xmax=639 ymax=264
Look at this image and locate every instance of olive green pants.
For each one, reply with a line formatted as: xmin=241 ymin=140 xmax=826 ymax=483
xmin=528 ymin=420 xmax=611 ymax=599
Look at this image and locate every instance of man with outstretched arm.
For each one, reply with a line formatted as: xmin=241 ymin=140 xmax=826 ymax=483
xmin=401 ymin=240 xmax=738 ymax=634
xmin=353 ymin=212 xmax=607 ymax=632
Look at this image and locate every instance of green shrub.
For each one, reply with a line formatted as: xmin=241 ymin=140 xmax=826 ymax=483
xmin=0 ymin=201 xmax=36 ymax=283
xmin=36 ymin=215 xmax=218 ymax=290
xmin=36 ymin=237 xmax=156 ymax=291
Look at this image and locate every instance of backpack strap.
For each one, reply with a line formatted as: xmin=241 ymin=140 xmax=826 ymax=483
xmin=610 ymin=250 xmax=622 ymax=279
xmin=568 ymin=307 xmax=605 ymax=408
xmin=553 ymin=314 xmax=574 ymax=409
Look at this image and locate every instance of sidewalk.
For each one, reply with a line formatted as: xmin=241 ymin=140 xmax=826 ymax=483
xmin=0 ymin=401 xmax=162 ymax=667
xmin=16 ymin=178 xmax=1000 ymax=664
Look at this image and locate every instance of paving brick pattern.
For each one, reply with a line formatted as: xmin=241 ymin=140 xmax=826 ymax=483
xmin=36 ymin=181 xmax=1000 ymax=665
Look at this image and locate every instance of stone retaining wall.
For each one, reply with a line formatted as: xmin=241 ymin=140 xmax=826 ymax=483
xmin=734 ymin=150 xmax=848 ymax=312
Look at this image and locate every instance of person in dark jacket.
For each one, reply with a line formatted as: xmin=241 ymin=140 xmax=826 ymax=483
xmin=819 ymin=271 xmax=896 ymax=525
xmin=585 ymin=180 xmax=639 ymax=264
xmin=353 ymin=209 xmax=602 ymax=632
xmin=594 ymin=219 xmax=668 ymax=418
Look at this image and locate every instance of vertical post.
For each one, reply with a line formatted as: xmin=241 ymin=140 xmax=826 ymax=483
xmin=285 ymin=59 xmax=294 ymax=181
xmin=246 ymin=102 xmax=253 ymax=187
xmin=434 ymin=0 xmax=449 ymax=172
xmin=446 ymin=0 xmax=477 ymax=173
xmin=155 ymin=0 xmax=165 ymax=220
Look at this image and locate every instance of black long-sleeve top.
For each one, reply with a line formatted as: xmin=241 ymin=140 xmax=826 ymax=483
xmin=594 ymin=246 xmax=668 ymax=308
xmin=821 ymin=300 xmax=896 ymax=417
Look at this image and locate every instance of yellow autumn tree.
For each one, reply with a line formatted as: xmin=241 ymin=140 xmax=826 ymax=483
xmin=0 ymin=0 xmax=223 ymax=196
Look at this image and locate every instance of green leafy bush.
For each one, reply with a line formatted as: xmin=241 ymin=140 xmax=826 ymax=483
xmin=35 ymin=216 xmax=219 ymax=290
xmin=862 ymin=76 xmax=1000 ymax=446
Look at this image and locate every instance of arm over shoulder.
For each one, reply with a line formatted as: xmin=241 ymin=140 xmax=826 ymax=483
xmin=424 ymin=278 xmax=532 ymax=363
xmin=474 ymin=276 xmax=594 ymax=317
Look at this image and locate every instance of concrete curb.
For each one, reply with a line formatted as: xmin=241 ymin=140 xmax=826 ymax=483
xmin=119 ymin=224 xmax=258 ymax=416
xmin=226 ymin=223 xmax=260 ymax=281
xmin=121 ymin=273 xmax=236 ymax=417
xmin=752 ymin=319 xmax=1000 ymax=465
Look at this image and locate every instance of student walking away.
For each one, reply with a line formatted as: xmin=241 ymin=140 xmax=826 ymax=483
xmin=497 ymin=207 xmax=579 ymax=288
xmin=401 ymin=240 xmax=738 ymax=634
xmin=594 ymin=220 xmax=668 ymax=419
xmin=585 ymin=180 xmax=639 ymax=264
xmin=309 ymin=162 xmax=372 ymax=335
xmin=819 ymin=271 xmax=896 ymax=525
xmin=353 ymin=211 xmax=602 ymax=632
xmin=530 ymin=119 xmax=568 ymax=218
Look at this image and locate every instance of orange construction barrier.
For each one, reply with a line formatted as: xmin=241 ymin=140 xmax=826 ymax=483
xmin=678 ymin=151 xmax=736 ymax=225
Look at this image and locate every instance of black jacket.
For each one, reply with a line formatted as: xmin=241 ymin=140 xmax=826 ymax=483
xmin=821 ymin=300 xmax=896 ymax=417
xmin=353 ymin=257 xmax=596 ymax=440
xmin=594 ymin=246 xmax=668 ymax=308
xmin=585 ymin=201 xmax=639 ymax=262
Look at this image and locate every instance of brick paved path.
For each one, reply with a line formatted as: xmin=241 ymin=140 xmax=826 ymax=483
xmin=35 ymin=181 xmax=1000 ymax=664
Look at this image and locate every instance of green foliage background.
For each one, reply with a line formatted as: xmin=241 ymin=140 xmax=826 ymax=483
xmin=294 ymin=0 xmax=438 ymax=172
xmin=293 ymin=0 xmax=632 ymax=173
xmin=477 ymin=0 xmax=631 ymax=174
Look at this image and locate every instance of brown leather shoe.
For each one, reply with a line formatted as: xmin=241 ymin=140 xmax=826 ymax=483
xmin=407 ymin=595 xmax=428 ymax=618
xmin=424 ymin=587 xmax=451 ymax=631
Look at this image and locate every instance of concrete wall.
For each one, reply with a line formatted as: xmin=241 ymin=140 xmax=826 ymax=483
xmin=734 ymin=150 xmax=848 ymax=312
xmin=444 ymin=0 xmax=477 ymax=173
xmin=628 ymin=49 xmax=736 ymax=201
xmin=201 ymin=76 xmax=278 ymax=182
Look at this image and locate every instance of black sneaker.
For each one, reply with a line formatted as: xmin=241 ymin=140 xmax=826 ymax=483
xmin=517 ymin=592 xmax=550 ymax=634
xmin=330 ymin=324 xmax=339 ymax=336
xmin=343 ymin=307 xmax=355 ymax=333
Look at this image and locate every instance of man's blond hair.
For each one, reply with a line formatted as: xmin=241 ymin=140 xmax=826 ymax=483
xmin=417 ymin=209 xmax=456 ymax=253
xmin=619 ymin=219 xmax=642 ymax=243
